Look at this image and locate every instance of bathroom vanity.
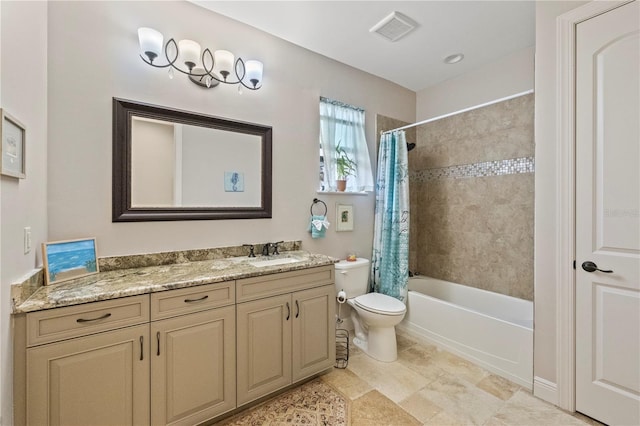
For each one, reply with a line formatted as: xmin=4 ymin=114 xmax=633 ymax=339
xmin=12 ymin=251 xmax=336 ymax=426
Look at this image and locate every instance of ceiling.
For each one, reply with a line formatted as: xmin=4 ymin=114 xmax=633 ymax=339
xmin=191 ymin=1 xmax=535 ymax=92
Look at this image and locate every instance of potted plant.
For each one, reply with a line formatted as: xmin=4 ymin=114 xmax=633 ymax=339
xmin=335 ymin=141 xmax=357 ymax=192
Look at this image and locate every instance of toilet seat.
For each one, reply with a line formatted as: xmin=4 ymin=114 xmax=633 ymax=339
xmin=353 ymin=293 xmax=406 ymax=316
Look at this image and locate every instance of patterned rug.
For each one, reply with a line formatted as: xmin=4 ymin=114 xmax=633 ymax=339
xmin=217 ymin=378 xmax=350 ymax=425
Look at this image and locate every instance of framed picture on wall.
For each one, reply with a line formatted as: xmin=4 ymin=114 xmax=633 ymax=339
xmin=42 ymin=238 xmax=99 ymax=285
xmin=336 ymin=204 xmax=354 ymax=232
xmin=0 ymin=109 xmax=26 ymax=179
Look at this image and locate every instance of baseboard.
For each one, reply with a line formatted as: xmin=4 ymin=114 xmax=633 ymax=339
xmin=534 ymin=376 xmax=558 ymax=405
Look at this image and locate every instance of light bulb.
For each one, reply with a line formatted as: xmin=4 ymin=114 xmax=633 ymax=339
xmin=178 ymin=39 xmax=201 ymax=71
xmin=214 ymin=50 xmax=235 ymax=81
xmin=138 ymin=27 xmax=163 ymax=63
xmin=244 ymin=60 xmax=263 ymax=88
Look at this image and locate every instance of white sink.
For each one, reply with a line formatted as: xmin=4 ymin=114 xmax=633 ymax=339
xmin=250 ymin=257 xmax=301 ymax=267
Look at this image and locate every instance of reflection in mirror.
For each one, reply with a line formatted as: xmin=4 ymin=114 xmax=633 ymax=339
xmin=113 ymin=98 xmax=272 ymax=221
xmin=131 ymin=118 xmax=262 ymax=208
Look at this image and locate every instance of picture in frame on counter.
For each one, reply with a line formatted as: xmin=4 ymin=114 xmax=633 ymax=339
xmin=42 ymin=238 xmax=99 ymax=285
xmin=336 ymin=204 xmax=354 ymax=232
xmin=0 ymin=109 xmax=26 ymax=179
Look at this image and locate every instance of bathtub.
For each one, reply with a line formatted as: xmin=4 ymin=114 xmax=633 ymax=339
xmin=398 ymin=276 xmax=533 ymax=389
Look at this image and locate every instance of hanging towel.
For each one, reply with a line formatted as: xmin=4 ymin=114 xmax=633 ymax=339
xmin=308 ymin=215 xmax=330 ymax=238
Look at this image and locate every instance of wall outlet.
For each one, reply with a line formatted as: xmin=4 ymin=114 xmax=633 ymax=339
xmin=24 ymin=226 xmax=32 ymax=254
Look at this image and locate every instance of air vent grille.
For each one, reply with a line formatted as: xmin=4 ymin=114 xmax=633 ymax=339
xmin=370 ymin=11 xmax=417 ymax=42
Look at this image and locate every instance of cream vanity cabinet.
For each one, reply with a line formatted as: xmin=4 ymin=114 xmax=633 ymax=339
xmin=16 ymin=263 xmax=334 ymax=425
xmin=18 ymin=282 xmax=236 ymax=426
xmin=150 ymin=282 xmax=236 ymax=426
xmin=235 ymin=266 xmax=335 ymax=406
xmin=23 ymin=295 xmax=152 ymax=426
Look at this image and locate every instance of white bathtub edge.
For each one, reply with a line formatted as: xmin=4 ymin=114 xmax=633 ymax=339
xmin=533 ymin=376 xmax=558 ymax=405
xmin=397 ymin=322 xmax=533 ymax=390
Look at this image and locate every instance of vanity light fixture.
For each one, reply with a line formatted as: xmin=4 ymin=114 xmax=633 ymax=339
xmin=137 ymin=27 xmax=264 ymax=91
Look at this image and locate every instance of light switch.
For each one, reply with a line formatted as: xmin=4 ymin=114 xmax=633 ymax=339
xmin=24 ymin=227 xmax=31 ymax=254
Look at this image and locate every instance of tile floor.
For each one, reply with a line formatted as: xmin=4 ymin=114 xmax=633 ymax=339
xmin=320 ymin=331 xmax=603 ymax=426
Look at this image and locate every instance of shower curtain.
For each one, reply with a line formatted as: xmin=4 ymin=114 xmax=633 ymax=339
xmin=371 ymin=130 xmax=410 ymax=302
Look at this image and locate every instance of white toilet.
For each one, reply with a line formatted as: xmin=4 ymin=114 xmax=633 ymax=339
xmin=335 ymin=258 xmax=406 ymax=362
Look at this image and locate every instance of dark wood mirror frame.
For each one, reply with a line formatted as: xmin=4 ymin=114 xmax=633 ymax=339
xmin=112 ymin=98 xmax=272 ymax=222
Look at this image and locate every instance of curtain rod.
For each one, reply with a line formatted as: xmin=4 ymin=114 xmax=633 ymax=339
xmin=381 ymin=89 xmax=534 ymax=135
xmin=320 ymin=96 xmax=365 ymax=112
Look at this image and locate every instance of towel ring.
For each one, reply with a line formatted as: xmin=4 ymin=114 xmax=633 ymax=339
xmin=310 ymin=198 xmax=328 ymax=216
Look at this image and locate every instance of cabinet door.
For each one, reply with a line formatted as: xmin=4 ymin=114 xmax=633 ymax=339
xmin=292 ymin=285 xmax=336 ymax=381
xmin=27 ymin=324 xmax=150 ymax=426
xmin=236 ymin=294 xmax=292 ymax=406
xmin=151 ymin=305 xmax=235 ymax=426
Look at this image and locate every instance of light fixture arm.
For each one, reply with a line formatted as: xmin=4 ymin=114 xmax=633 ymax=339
xmin=138 ymin=31 xmax=263 ymax=91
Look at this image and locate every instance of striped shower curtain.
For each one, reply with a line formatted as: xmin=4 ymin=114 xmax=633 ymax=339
xmin=371 ymin=130 xmax=410 ymax=302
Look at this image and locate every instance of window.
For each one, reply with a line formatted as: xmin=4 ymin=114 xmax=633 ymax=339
xmin=319 ymin=97 xmax=373 ymax=192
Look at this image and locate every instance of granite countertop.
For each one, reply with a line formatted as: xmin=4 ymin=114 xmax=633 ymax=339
xmin=13 ymin=251 xmax=338 ymax=314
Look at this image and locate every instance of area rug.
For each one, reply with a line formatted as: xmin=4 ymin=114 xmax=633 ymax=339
xmin=217 ymin=378 xmax=350 ymax=425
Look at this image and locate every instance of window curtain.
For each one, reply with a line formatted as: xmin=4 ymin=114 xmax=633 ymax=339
xmin=371 ymin=130 xmax=410 ymax=302
xmin=319 ymin=97 xmax=374 ymax=192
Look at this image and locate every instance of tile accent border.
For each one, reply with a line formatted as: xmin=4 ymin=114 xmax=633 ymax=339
xmin=411 ymin=157 xmax=534 ymax=182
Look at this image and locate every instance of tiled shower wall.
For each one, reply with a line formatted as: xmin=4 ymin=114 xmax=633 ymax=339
xmin=410 ymin=94 xmax=534 ymax=300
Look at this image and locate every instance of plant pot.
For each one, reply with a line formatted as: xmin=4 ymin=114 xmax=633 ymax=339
xmin=336 ymin=180 xmax=347 ymax=192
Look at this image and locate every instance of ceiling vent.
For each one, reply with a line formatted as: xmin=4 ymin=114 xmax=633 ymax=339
xmin=370 ymin=11 xmax=417 ymax=42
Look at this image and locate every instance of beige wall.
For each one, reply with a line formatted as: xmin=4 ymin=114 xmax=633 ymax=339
xmin=131 ymin=119 xmax=175 ymax=207
xmin=0 ymin=1 xmax=48 ymax=424
xmin=533 ymin=0 xmax=588 ymax=388
xmin=410 ymin=95 xmax=534 ymax=300
xmin=47 ymin=1 xmax=415 ymax=260
xmin=416 ymin=46 xmax=534 ymax=121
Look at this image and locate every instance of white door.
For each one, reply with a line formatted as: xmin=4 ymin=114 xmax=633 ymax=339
xmin=575 ymin=2 xmax=640 ymax=425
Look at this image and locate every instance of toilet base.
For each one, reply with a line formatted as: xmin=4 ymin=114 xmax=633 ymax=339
xmin=353 ymin=326 xmax=398 ymax=363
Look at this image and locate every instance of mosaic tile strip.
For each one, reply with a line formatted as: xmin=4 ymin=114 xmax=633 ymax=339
xmin=410 ymin=156 xmax=534 ymax=182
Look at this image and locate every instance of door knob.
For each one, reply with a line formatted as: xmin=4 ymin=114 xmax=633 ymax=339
xmin=581 ymin=261 xmax=613 ymax=273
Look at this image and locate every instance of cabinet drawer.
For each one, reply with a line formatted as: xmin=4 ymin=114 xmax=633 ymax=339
xmin=151 ymin=281 xmax=235 ymax=321
xmin=236 ymin=266 xmax=334 ymax=302
xmin=27 ymin=295 xmax=150 ymax=347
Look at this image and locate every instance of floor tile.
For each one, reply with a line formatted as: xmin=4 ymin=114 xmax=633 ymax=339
xmin=399 ymin=392 xmax=443 ymax=423
xmin=223 ymin=331 xmax=600 ymax=426
xmin=351 ymin=390 xmax=421 ymax=426
xmin=417 ymin=371 xmax=505 ymax=425
xmin=397 ymin=344 xmax=445 ymax=382
xmin=347 ymin=350 xmax=430 ymax=403
xmin=423 ymin=411 xmax=468 ymax=425
xmin=431 ymin=350 xmax=489 ymax=384
xmin=487 ymin=389 xmax=589 ymax=426
xmin=476 ymin=374 xmax=520 ymax=401
xmin=320 ymin=368 xmax=372 ymax=400
xmin=397 ymin=332 xmax=420 ymax=352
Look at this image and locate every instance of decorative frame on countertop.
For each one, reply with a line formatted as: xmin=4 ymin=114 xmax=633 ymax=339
xmin=42 ymin=238 xmax=99 ymax=285
xmin=0 ymin=109 xmax=26 ymax=179
xmin=336 ymin=204 xmax=354 ymax=232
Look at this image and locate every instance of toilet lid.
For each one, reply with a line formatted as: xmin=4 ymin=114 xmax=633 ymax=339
xmin=354 ymin=293 xmax=406 ymax=315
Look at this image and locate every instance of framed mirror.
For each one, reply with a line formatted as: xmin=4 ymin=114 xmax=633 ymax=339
xmin=113 ymin=98 xmax=272 ymax=221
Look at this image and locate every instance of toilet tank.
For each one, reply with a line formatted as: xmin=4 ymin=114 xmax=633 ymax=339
xmin=334 ymin=258 xmax=370 ymax=298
